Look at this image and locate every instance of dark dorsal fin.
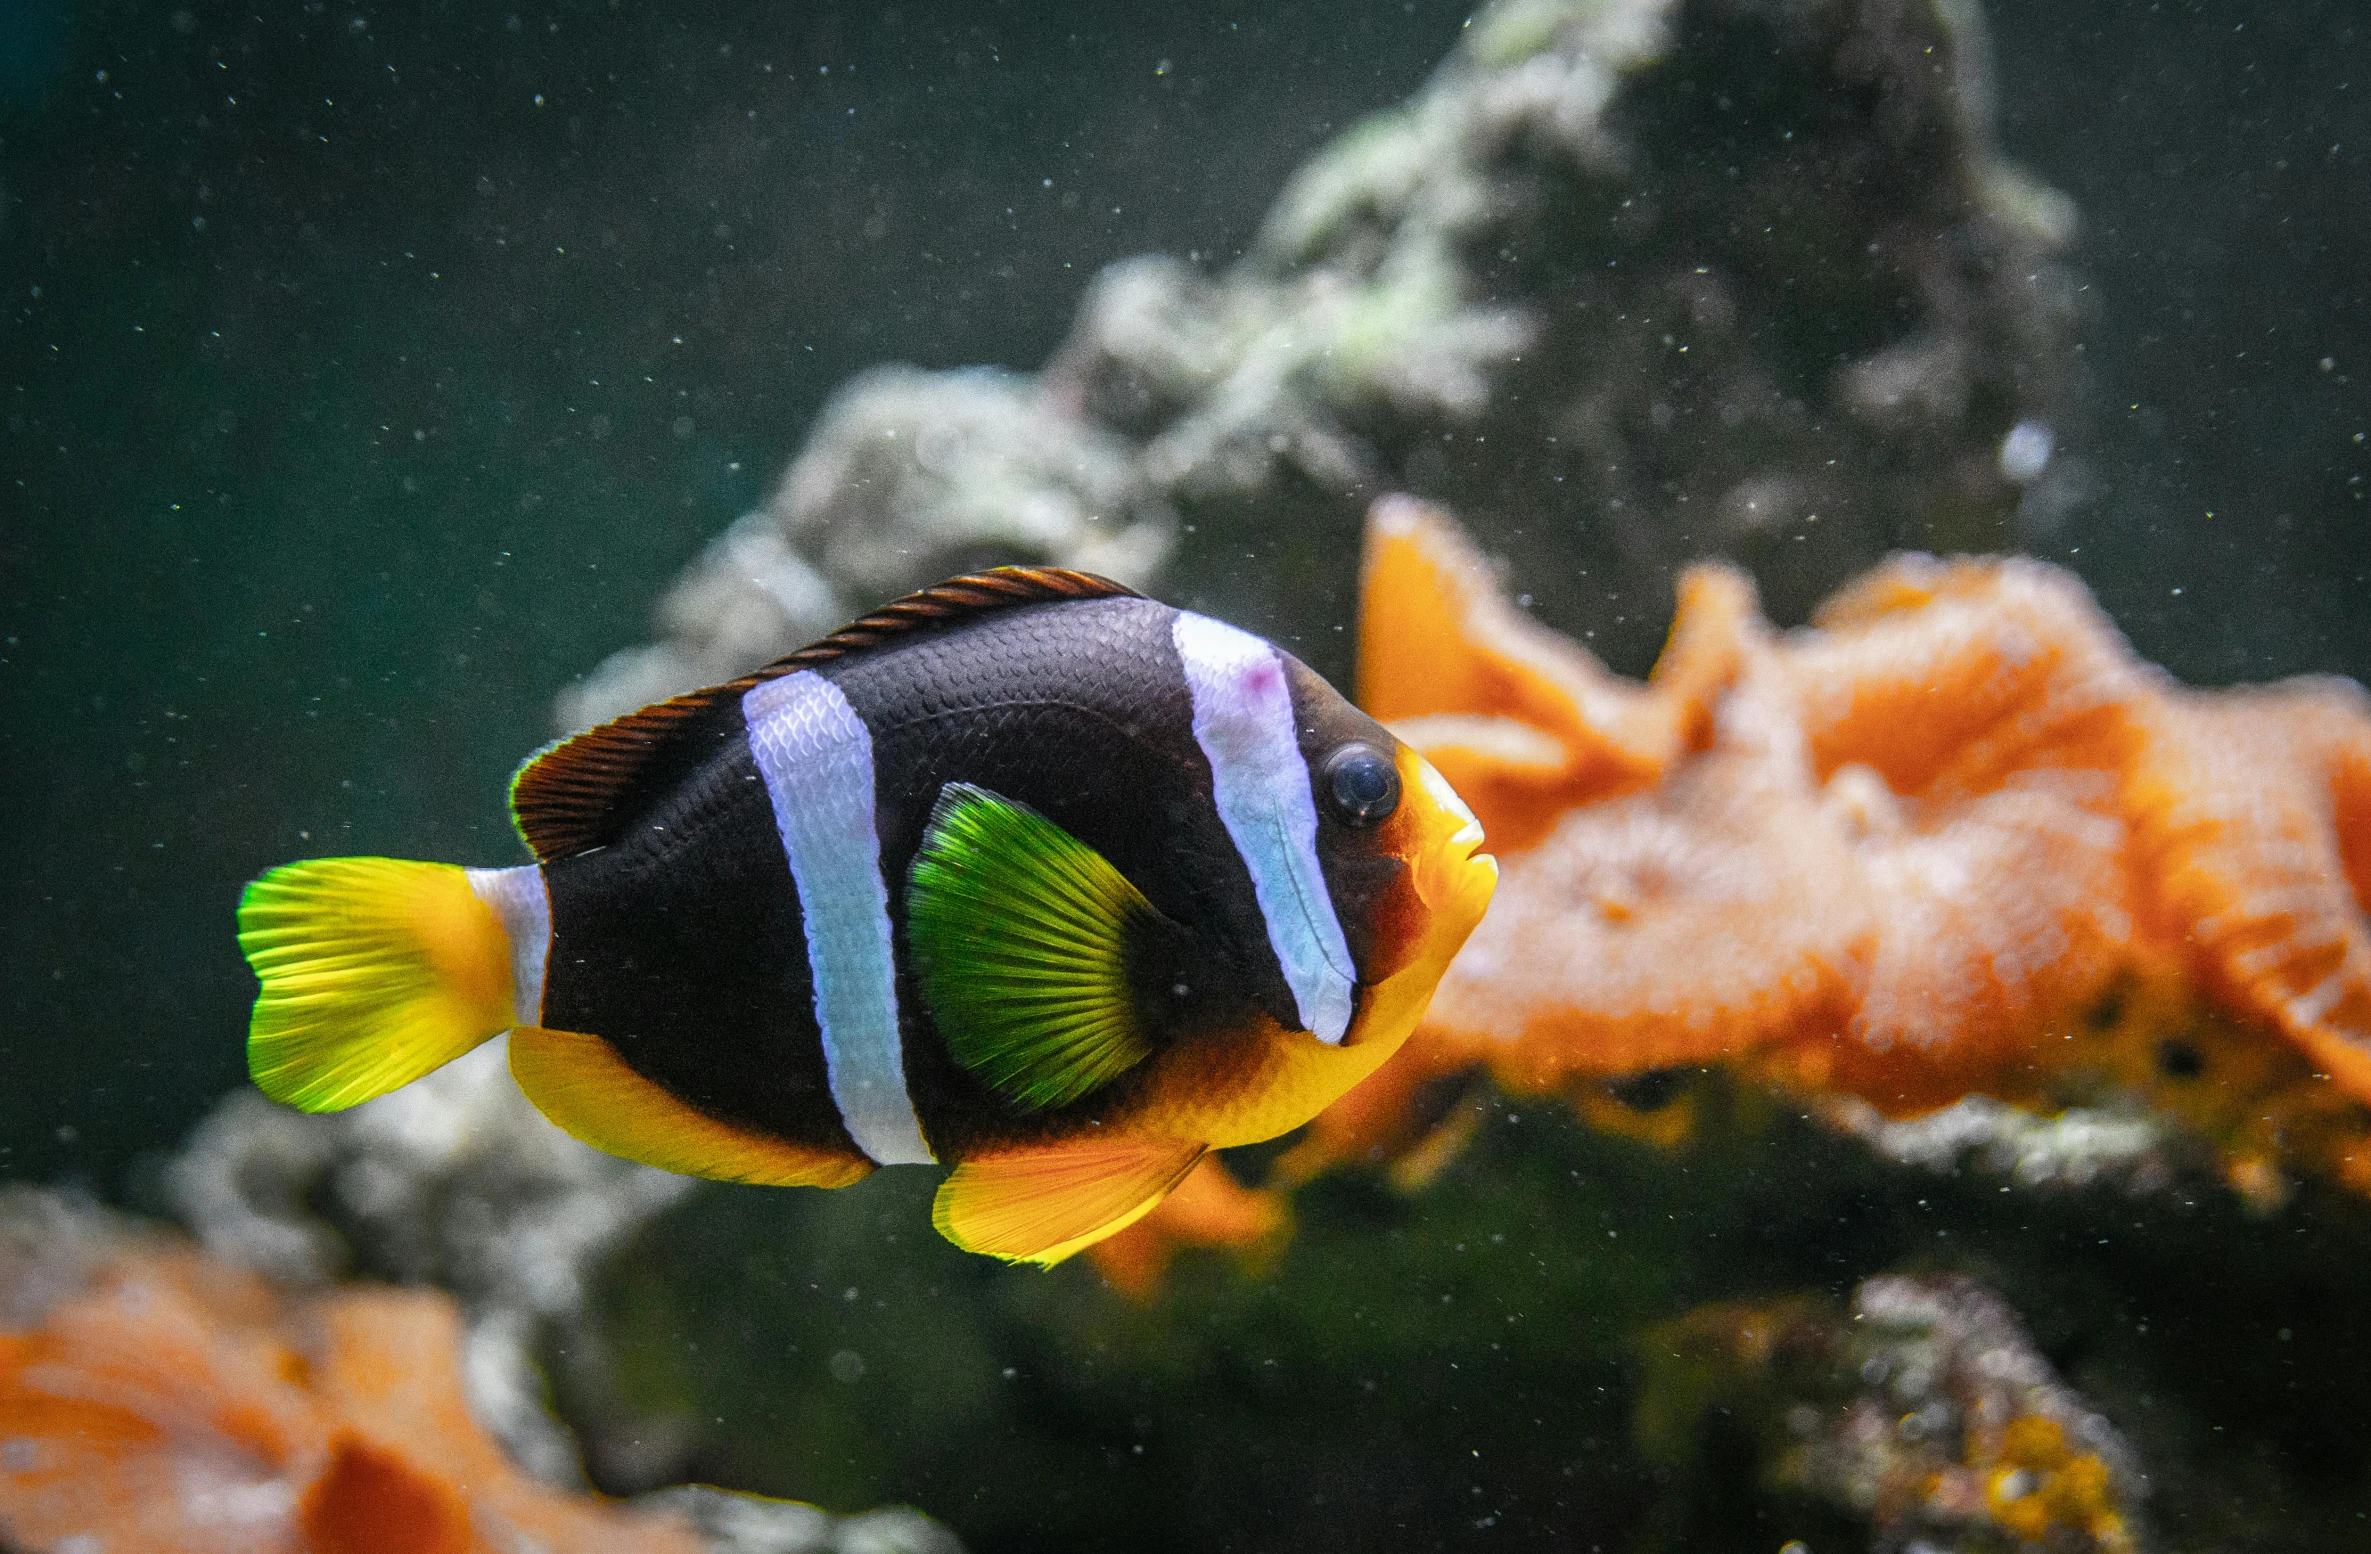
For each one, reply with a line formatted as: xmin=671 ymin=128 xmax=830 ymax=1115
xmin=510 ymin=566 xmax=1144 ymax=862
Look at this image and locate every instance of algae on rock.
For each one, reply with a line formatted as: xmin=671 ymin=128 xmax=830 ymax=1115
xmin=1639 ymin=1274 xmax=2149 ymax=1553
xmin=566 ymin=0 xmax=2089 ymax=726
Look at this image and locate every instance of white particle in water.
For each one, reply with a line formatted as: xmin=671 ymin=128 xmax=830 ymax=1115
xmin=1998 ymin=420 xmax=2054 ymax=483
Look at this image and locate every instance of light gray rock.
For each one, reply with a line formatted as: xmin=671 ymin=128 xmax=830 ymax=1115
xmin=1821 ymin=1094 xmax=2183 ymax=1196
xmin=560 ymin=366 xmax=1177 ymax=731
xmin=169 ymin=1039 xmax=693 ymax=1486
xmin=647 ymin=1487 xmax=967 ymax=1554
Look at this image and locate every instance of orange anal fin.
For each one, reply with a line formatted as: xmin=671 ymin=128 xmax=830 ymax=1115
xmin=932 ymin=1138 xmax=1207 ymax=1266
xmin=510 ymin=1025 xmax=872 ymax=1188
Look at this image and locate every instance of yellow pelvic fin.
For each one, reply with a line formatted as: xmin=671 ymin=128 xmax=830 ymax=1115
xmin=239 ymin=857 xmax=514 ymax=1113
xmin=931 ymin=1138 xmax=1208 ymax=1266
xmin=509 ymin=1024 xmax=873 ymax=1188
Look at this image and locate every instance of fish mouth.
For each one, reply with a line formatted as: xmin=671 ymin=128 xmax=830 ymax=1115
xmin=1406 ymin=750 xmax=1497 ymax=932
xmin=1327 ymin=749 xmax=1496 ymax=1055
xmin=1432 ymin=837 xmax=1499 ymax=940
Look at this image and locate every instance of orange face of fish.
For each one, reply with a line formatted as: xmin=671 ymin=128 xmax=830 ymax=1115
xmin=1137 ymin=739 xmax=1497 ymax=1150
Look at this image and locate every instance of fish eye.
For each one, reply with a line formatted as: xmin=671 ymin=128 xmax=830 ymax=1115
xmin=1322 ymin=743 xmax=1399 ymax=827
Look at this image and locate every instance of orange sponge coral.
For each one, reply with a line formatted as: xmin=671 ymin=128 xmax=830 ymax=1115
xmin=1357 ymin=494 xmax=1745 ymax=853
xmin=0 ymin=1211 xmax=704 ymax=1554
xmin=1319 ymin=498 xmax=2371 ymax=1192
xmin=2134 ymin=680 xmax=2371 ymax=1097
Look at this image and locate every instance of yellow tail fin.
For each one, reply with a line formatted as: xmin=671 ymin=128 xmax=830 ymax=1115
xmin=238 ymin=857 xmax=516 ymax=1112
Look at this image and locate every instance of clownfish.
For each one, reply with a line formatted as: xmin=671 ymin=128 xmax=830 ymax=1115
xmin=237 ymin=569 xmax=1496 ymax=1264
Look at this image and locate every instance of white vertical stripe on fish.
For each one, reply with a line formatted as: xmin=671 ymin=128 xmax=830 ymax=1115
xmin=1171 ymin=611 xmax=1356 ymax=1045
xmin=467 ymin=864 xmax=550 ymax=1028
xmin=742 ymin=670 xmax=937 ymax=1165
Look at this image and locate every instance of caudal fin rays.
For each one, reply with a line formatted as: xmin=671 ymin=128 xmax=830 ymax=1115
xmin=238 ymin=857 xmax=515 ymax=1112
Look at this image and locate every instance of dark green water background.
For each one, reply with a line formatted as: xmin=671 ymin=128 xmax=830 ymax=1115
xmin=6 ymin=5 xmax=2371 ymax=1551
xmin=3 ymin=0 xmax=2366 ymax=1232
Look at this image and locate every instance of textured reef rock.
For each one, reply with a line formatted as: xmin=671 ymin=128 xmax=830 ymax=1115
xmin=1638 ymin=1274 xmax=2148 ymax=1553
xmin=1287 ymin=496 xmax=2371 ymax=1210
xmin=648 ymin=1488 xmax=964 ymax=1554
xmin=560 ymin=367 xmax=1178 ymax=730
xmin=171 ymin=1040 xmax=685 ymax=1306
xmin=1820 ymin=1094 xmax=2179 ymax=1196
xmin=565 ymin=0 xmax=2085 ymax=729
xmin=0 ymin=1187 xmax=961 ymax=1554
xmin=547 ymin=1072 xmax=2371 ymax=1551
xmin=1053 ymin=0 xmax=2086 ymax=641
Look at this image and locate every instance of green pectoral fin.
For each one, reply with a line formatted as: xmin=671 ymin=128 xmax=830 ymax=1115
xmin=906 ymin=782 xmax=1170 ymax=1113
xmin=933 ymin=1139 xmax=1208 ymax=1265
